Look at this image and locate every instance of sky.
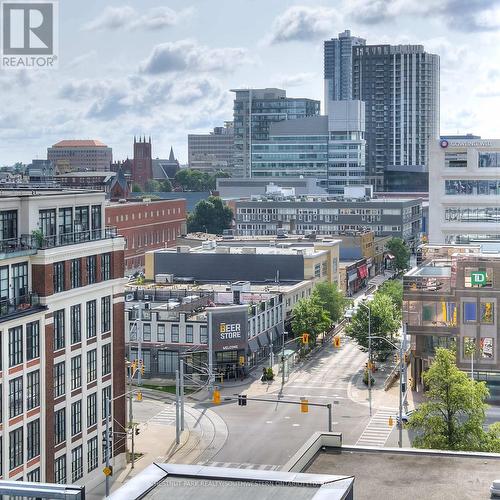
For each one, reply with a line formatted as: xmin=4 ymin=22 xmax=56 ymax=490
xmin=0 ymin=0 xmax=499 ymax=165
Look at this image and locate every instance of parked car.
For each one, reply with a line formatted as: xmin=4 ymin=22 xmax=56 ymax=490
xmin=490 ymin=479 xmax=500 ymax=497
xmin=396 ymin=410 xmax=415 ymax=426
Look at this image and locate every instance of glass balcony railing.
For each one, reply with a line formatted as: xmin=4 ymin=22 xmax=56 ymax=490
xmin=0 ymin=293 xmax=44 ymax=320
xmin=403 ymin=275 xmax=451 ymax=294
xmin=28 ymin=226 xmax=118 ymax=250
xmin=0 ymin=237 xmax=36 ymax=256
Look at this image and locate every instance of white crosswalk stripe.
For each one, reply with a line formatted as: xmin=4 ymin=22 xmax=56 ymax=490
xmin=199 ymin=461 xmax=280 ymax=471
xmin=149 ymin=406 xmax=176 ymax=426
xmin=356 ymin=407 xmax=397 ymax=447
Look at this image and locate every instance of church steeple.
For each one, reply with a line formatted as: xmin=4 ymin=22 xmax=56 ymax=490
xmin=168 ymin=146 xmax=175 ymax=161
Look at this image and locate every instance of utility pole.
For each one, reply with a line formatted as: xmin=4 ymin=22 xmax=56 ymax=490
xmin=104 ymin=395 xmax=111 ymax=497
xmin=175 ymin=369 xmax=180 ymax=445
xmin=180 ymin=359 xmax=185 ymax=431
xmin=128 ymin=364 xmax=135 ymax=469
xmin=398 ymin=335 xmax=404 ymax=448
xmin=207 ymin=310 xmax=214 ymax=396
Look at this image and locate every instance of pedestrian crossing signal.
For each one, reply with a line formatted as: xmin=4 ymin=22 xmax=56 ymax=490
xmin=212 ymin=389 xmax=221 ymax=405
xmin=238 ymin=394 xmax=247 ymax=406
xmin=301 ymin=333 xmax=310 ymax=344
xmin=239 ymin=356 xmax=245 ymax=366
xmin=333 ymin=336 xmax=341 ymax=348
xmin=388 ymin=416 xmax=394 ymax=427
xmin=136 ymin=391 xmax=142 ymax=402
xmin=300 ymin=398 xmax=309 ymax=413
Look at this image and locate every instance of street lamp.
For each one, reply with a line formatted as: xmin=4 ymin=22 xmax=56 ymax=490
xmin=358 ymin=302 xmax=372 ymax=417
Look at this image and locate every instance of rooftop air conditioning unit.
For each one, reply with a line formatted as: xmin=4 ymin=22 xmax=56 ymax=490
xmin=176 ymin=246 xmax=190 ymax=253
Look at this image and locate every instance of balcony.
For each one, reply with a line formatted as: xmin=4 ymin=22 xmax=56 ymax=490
xmin=28 ymin=226 xmax=118 ymax=250
xmin=403 ymin=266 xmax=452 ymax=295
xmin=0 ymin=237 xmax=37 ymax=259
xmin=0 ymin=293 xmax=46 ymax=322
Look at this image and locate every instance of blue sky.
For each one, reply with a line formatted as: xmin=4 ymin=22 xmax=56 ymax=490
xmin=0 ymin=0 xmax=499 ymax=164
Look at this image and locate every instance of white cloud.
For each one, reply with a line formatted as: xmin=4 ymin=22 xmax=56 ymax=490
xmin=267 ymin=6 xmax=339 ymax=44
xmin=139 ymin=39 xmax=249 ymax=74
xmin=83 ymin=6 xmax=193 ymax=31
xmin=279 ymin=72 xmax=317 ymax=87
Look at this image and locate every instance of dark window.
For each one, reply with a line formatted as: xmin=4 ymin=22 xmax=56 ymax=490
xmin=171 ymin=324 xmax=179 ymax=343
xmin=71 ymin=401 xmax=82 ymax=436
xmin=101 ymin=253 xmax=111 ymax=280
xmin=27 ymin=418 xmax=40 ymax=460
xmin=54 ymin=454 xmax=66 ymax=484
xmin=26 ymin=321 xmax=40 ymax=360
xmin=71 ymin=259 xmax=81 ymax=288
xmin=59 ymin=207 xmax=73 ymax=236
xmin=70 ymin=305 xmax=81 ymax=344
xmin=75 ymin=206 xmax=89 ymax=236
xmin=8 ymin=377 xmax=23 ymax=418
xmin=9 ymin=427 xmax=23 ymax=470
xmin=12 ymin=262 xmax=28 ymax=300
xmin=143 ymin=323 xmax=151 ymax=341
xmin=0 ymin=210 xmax=17 ymax=240
xmin=101 ymin=296 xmax=111 ymax=333
xmin=54 ymin=309 xmax=65 ymax=351
xmin=87 ymin=349 xmax=97 ymax=383
xmin=54 ymin=361 xmax=65 ymax=398
xmin=87 ymin=393 xmax=97 ymax=427
xmin=39 ymin=209 xmax=56 ymax=241
xmin=87 ymin=255 xmax=96 ymax=284
xmin=72 ymin=445 xmax=83 ymax=481
xmin=91 ymin=205 xmax=102 ymax=237
xmin=102 ymin=344 xmax=111 ymax=376
xmin=87 ymin=300 xmax=97 ymax=338
xmin=200 ymin=325 xmax=208 ymax=344
xmin=186 ymin=325 xmax=193 ymax=343
xmin=102 ymin=385 xmax=111 ymax=419
xmin=71 ymin=355 xmax=82 ymax=390
xmin=27 ymin=370 xmax=40 ymax=410
xmin=157 ymin=324 xmax=165 ymax=342
xmin=54 ymin=408 xmax=66 ymax=445
xmin=8 ymin=326 xmax=23 ymax=367
xmin=87 ymin=436 xmax=98 ymax=472
xmin=27 ymin=467 xmax=40 ymax=482
xmin=53 ymin=261 xmax=65 ymax=293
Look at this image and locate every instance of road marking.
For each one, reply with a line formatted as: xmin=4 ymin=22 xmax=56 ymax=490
xmin=200 ymin=461 xmax=280 ymax=471
xmin=148 ymin=406 xmax=176 ymax=426
xmin=265 ymin=421 xmax=273 ymax=424
xmin=356 ymin=407 xmax=397 ymax=447
xmin=284 ymin=416 xmax=290 ymax=419
xmin=292 ymin=423 xmax=300 ymax=427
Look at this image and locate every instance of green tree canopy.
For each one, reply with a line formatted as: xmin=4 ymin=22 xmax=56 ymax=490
xmin=174 ymin=169 xmax=227 ymax=191
xmin=377 ymin=279 xmax=403 ymax=313
xmin=312 ymin=282 xmax=349 ymax=324
xmin=345 ymin=294 xmax=400 ymax=352
xmin=187 ymin=196 xmax=233 ymax=234
xmin=145 ymin=179 xmax=161 ymax=192
xmin=291 ymin=296 xmax=331 ymax=344
xmin=159 ymin=179 xmax=172 ymax=192
xmin=407 ymin=348 xmax=495 ymax=452
xmin=132 ymin=183 xmax=142 ymax=193
xmin=386 ymin=237 xmax=411 ymax=272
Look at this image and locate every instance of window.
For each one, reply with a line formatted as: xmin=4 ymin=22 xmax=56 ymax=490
xmin=480 ymin=302 xmax=494 ymax=324
xmin=171 ymin=324 xmax=179 ymax=343
xmin=87 ymin=300 xmax=97 ymax=338
xmin=27 ymin=419 xmax=40 ymax=460
xmin=101 ymin=296 xmax=111 ymax=333
xmin=71 ymin=401 xmax=82 ymax=436
xmin=39 ymin=208 xmax=56 ymax=241
xmin=54 ymin=455 xmax=66 ymax=484
xmin=481 ymin=337 xmax=494 ymax=359
xmin=26 ymin=321 xmax=39 ymax=360
xmin=463 ymin=302 xmax=477 ymax=323
xmin=71 ymin=259 xmax=81 ymax=288
xmin=75 ymin=206 xmax=89 ymax=235
xmin=53 ymin=261 xmax=65 ymax=293
xmin=157 ymin=324 xmax=165 ymax=342
xmin=0 ymin=210 xmax=17 ymax=240
xmin=102 ymin=344 xmax=111 ymax=376
xmin=8 ymin=326 xmax=23 ymax=367
xmin=479 ymin=152 xmax=500 ymax=168
xmin=12 ymin=262 xmax=28 ymax=300
xmin=314 ymin=263 xmax=321 ymax=278
xmin=87 ymin=255 xmax=96 ymax=284
xmin=87 ymin=349 xmax=97 ymax=383
xmin=9 ymin=377 xmax=23 ymax=418
xmin=27 ymin=467 xmax=40 ymax=482
xmin=71 ymin=355 xmax=82 ymax=390
xmin=54 ymin=362 xmax=66 ymax=398
xmin=186 ymin=325 xmax=193 ymax=343
xmin=71 ymin=305 xmax=81 ymax=344
xmin=101 ymin=253 xmax=111 ymax=281
xmin=27 ymin=370 xmax=40 ymax=410
xmin=87 ymin=436 xmax=98 ymax=472
xmin=54 ymin=309 xmax=65 ymax=351
xmin=87 ymin=392 xmax=97 ymax=427
xmin=9 ymin=427 xmax=23 ymax=470
xmin=91 ymin=205 xmax=102 ymax=235
xmin=72 ymin=445 xmax=83 ymax=481
xmin=200 ymin=325 xmax=208 ymax=344
xmin=143 ymin=323 xmax=151 ymax=341
xmin=102 ymin=385 xmax=112 ymax=419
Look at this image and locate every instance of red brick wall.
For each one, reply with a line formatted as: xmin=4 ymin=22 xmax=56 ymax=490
xmin=32 ymin=264 xmax=53 ymax=297
xmin=112 ymin=300 xmax=126 ymax=455
xmin=112 ymin=250 xmax=125 ymax=279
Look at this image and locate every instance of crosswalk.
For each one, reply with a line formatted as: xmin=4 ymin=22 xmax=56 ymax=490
xmin=148 ymin=405 xmax=176 ymax=426
xmin=199 ymin=461 xmax=280 ymax=471
xmin=356 ymin=407 xmax=396 ymax=447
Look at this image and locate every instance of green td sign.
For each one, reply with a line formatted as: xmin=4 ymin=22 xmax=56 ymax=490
xmin=471 ymin=271 xmax=487 ymax=286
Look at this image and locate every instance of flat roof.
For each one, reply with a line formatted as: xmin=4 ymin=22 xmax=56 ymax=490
xmin=51 ymin=139 xmax=108 ymax=147
xmin=157 ymin=245 xmax=327 ymax=257
xmin=0 ymin=187 xmax=102 ymax=198
xmin=306 ymin=447 xmax=500 ymax=500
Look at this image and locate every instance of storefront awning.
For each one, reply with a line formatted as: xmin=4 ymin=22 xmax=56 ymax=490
xmin=248 ymin=338 xmax=260 ymax=353
xmin=257 ymin=334 xmax=269 ymax=348
xmin=348 ymin=270 xmax=358 ymax=283
xmin=357 ymin=265 xmax=368 ymax=279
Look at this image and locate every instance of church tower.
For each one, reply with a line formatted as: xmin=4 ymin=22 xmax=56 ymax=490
xmin=131 ymin=136 xmax=153 ymax=187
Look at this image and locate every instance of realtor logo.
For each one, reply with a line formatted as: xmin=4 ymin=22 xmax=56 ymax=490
xmin=1 ymin=1 xmax=58 ymax=68
xmin=471 ymin=271 xmax=487 ymax=286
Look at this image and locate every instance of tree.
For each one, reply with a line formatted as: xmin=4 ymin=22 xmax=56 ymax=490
xmin=377 ymin=279 xmax=403 ymax=313
xmin=386 ymin=237 xmax=411 ymax=272
xmin=187 ymin=196 xmax=233 ymax=234
xmin=291 ymin=296 xmax=331 ymax=344
xmin=132 ymin=183 xmax=142 ymax=193
xmin=345 ymin=294 xmax=400 ymax=353
xmin=312 ymin=282 xmax=349 ymax=324
xmin=407 ymin=348 xmax=493 ymax=452
xmin=145 ymin=179 xmax=161 ymax=192
xmin=159 ymin=179 xmax=172 ymax=192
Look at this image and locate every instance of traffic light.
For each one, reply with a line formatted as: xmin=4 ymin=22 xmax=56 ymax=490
xmin=140 ymin=360 xmax=145 ymax=375
xmin=333 ymin=336 xmax=341 ymax=348
xmin=212 ymin=389 xmax=221 ymax=404
xmin=131 ymin=360 xmax=137 ymax=373
xmin=239 ymin=356 xmax=245 ymax=367
xmin=135 ymin=427 xmax=140 ymax=435
xmin=136 ymin=391 xmax=142 ymax=402
xmin=301 ymin=333 xmax=310 ymax=345
xmin=404 ymin=353 xmax=409 ymax=364
xmin=238 ymin=394 xmax=247 ymax=406
xmin=300 ymin=398 xmax=309 ymax=413
xmin=388 ymin=416 xmax=394 ymax=427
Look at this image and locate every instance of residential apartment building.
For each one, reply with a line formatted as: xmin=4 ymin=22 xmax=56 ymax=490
xmin=231 ymin=88 xmax=320 ymax=178
xmin=106 ymin=198 xmax=186 ymax=272
xmin=0 ymin=187 xmax=125 ymax=490
xmin=404 ymin=246 xmax=500 ymax=399
xmin=188 ymin=123 xmax=234 ymax=174
xmin=324 ymin=30 xmax=366 ymax=112
xmin=428 ymin=138 xmax=500 ymax=244
xmin=352 ymin=44 xmax=440 ymax=191
xmin=232 ymin=195 xmax=422 ymax=247
xmin=47 ymin=140 xmax=112 ymax=172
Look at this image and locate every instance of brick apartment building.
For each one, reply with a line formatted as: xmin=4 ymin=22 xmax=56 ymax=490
xmin=0 ymin=187 xmax=125 ymax=490
xmin=106 ymin=198 xmax=186 ymax=272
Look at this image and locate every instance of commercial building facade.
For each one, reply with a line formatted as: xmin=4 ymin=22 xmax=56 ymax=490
xmin=0 ymin=187 xmax=125 ymax=489
xmin=428 ymin=138 xmax=500 ymax=244
xmin=352 ymin=44 xmax=440 ymax=190
xmin=106 ymin=198 xmax=186 ymax=272
xmin=47 ymin=140 xmax=112 ymax=172
xmin=231 ymin=88 xmax=320 ymax=178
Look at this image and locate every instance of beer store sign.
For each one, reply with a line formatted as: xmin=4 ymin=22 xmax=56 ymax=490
xmin=211 ymin=308 xmax=248 ymax=351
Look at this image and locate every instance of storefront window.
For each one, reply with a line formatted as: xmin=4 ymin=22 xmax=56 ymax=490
xmin=480 ymin=302 xmax=494 ymax=324
xmin=463 ymin=302 xmax=477 ymax=323
xmin=480 ymin=337 xmax=494 ymax=359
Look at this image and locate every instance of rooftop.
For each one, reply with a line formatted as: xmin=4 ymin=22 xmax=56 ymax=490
xmin=0 ymin=186 xmax=102 ymax=198
xmin=51 ymin=139 xmax=108 ymax=147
